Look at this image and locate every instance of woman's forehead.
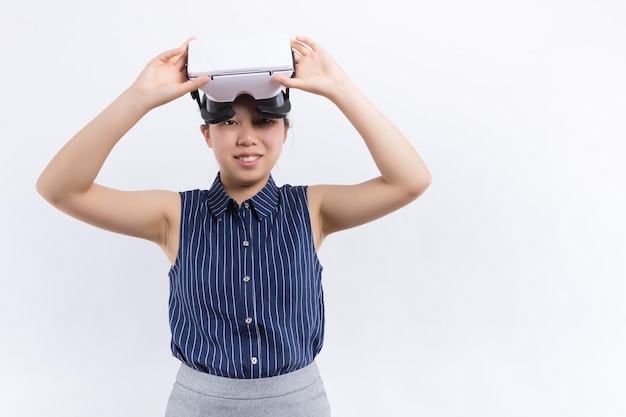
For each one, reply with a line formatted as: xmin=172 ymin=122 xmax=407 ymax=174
xmin=232 ymin=95 xmax=258 ymax=116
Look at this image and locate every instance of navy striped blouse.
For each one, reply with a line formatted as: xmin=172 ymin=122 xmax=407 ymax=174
xmin=168 ymin=175 xmax=325 ymax=379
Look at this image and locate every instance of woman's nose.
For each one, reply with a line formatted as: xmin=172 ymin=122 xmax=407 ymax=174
xmin=237 ymin=124 xmax=257 ymax=146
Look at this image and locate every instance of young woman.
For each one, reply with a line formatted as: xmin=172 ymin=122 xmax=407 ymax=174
xmin=36 ymin=36 xmax=431 ymax=417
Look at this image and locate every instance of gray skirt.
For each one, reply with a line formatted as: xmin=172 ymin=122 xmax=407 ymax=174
xmin=164 ymin=361 xmax=331 ymax=417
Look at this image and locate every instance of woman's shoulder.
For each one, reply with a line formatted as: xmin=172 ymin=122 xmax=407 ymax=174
xmin=276 ymin=182 xmax=310 ymax=202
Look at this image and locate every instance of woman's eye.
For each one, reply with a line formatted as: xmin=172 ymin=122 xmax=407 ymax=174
xmin=256 ymin=118 xmax=275 ymax=125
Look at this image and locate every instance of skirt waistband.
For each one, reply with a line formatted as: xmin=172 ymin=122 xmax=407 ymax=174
xmin=175 ymin=361 xmax=322 ymax=400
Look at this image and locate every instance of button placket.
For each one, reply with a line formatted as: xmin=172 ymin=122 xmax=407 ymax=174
xmin=239 ymin=201 xmax=251 ymax=248
xmin=240 ymin=200 xmax=260 ymax=375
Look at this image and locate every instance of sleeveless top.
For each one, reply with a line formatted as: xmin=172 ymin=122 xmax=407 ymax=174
xmin=168 ymin=175 xmax=325 ymax=379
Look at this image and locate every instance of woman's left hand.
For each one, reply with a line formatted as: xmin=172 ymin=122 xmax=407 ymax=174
xmin=273 ymin=36 xmax=350 ymax=102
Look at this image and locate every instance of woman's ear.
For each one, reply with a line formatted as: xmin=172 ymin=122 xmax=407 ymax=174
xmin=200 ymin=124 xmax=213 ymax=148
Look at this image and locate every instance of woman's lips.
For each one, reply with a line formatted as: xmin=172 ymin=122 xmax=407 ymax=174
xmin=236 ymin=155 xmax=260 ymax=162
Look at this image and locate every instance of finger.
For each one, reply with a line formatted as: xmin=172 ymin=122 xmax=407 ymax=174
xmin=155 ymin=47 xmax=179 ymax=62
xmin=173 ymin=36 xmax=197 ymax=66
xmin=154 ymin=48 xmax=184 ymax=67
xmin=176 ymin=76 xmax=211 ymax=96
xmin=272 ymin=74 xmax=304 ymax=90
xmin=182 ymin=36 xmax=198 ymax=46
xmin=292 ymin=50 xmax=304 ymax=64
xmin=292 ymin=51 xmax=303 ymax=67
xmin=157 ymin=36 xmax=196 ymax=65
xmin=290 ymin=38 xmax=313 ymax=57
xmin=294 ymin=36 xmax=317 ymax=52
xmin=179 ymin=75 xmax=210 ymax=95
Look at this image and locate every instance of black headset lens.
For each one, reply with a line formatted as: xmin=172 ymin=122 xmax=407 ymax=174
xmin=191 ymin=90 xmax=291 ymax=124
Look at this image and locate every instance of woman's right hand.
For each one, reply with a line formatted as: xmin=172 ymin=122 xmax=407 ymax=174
xmin=129 ymin=38 xmax=210 ymax=111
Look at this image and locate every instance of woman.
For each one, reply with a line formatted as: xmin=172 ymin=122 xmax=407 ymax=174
xmin=36 ymin=35 xmax=431 ymax=416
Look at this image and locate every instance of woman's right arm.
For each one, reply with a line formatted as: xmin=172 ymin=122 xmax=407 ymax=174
xmin=36 ymin=39 xmax=209 ymax=262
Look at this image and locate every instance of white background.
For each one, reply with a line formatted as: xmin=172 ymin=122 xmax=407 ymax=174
xmin=2 ymin=0 xmax=625 ymax=416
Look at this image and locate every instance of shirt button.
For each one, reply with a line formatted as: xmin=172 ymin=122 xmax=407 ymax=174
xmin=244 ymin=202 xmax=250 ymax=209
xmin=251 ymin=357 xmax=258 ymax=365
xmin=243 ymin=240 xmax=249 ymax=247
xmin=245 ymin=317 xmax=253 ymax=324
xmin=243 ymin=276 xmax=251 ymax=283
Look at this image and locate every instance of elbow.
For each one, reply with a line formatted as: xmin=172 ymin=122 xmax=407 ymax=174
xmin=405 ymin=170 xmax=432 ymax=201
xmin=35 ymin=176 xmax=54 ymax=205
xmin=35 ymin=174 xmax=63 ymax=207
xmin=35 ymin=175 xmax=48 ymax=199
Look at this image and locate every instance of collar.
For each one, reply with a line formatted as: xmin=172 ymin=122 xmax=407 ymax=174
xmin=206 ymin=173 xmax=280 ymax=220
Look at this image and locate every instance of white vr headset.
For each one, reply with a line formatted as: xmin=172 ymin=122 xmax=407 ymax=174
xmin=187 ymin=34 xmax=295 ymax=123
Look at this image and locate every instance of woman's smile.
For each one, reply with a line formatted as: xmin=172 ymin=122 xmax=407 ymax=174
xmin=235 ymin=153 xmax=263 ymax=166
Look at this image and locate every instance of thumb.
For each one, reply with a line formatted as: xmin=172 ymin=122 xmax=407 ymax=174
xmin=182 ymin=76 xmax=210 ymax=95
xmin=273 ymin=75 xmax=303 ymax=90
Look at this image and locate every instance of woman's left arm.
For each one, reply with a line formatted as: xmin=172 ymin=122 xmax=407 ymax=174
xmin=275 ymin=36 xmax=432 ymax=245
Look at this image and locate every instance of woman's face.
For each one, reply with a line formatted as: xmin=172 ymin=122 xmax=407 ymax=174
xmin=201 ymin=95 xmax=288 ymax=196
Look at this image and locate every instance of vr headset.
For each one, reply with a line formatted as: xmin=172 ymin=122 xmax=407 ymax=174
xmin=187 ymin=35 xmax=295 ymax=124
